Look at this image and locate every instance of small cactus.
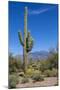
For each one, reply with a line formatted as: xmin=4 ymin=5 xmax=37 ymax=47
xmin=18 ymin=7 xmax=34 ymax=73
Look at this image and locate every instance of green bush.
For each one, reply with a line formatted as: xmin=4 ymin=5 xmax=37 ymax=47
xmin=32 ymin=70 xmax=44 ymax=82
xmin=32 ymin=74 xmax=44 ymax=82
xmin=26 ymin=68 xmax=34 ymax=77
xmin=9 ymin=74 xmax=19 ymax=89
xmin=51 ymin=68 xmax=58 ymax=77
xmin=21 ymin=77 xmax=29 ymax=83
xmin=9 ymin=54 xmax=23 ymax=74
xmin=43 ymin=70 xmax=51 ymax=77
xmin=43 ymin=69 xmax=58 ymax=77
xmin=18 ymin=72 xmax=25 ymax=77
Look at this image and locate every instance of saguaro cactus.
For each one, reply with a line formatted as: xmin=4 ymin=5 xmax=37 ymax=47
xmin=18 ymin=7 xmax=33 ymax=73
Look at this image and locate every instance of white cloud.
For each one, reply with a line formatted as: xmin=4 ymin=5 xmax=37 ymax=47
xmin=29 ymin=8 xmax=48 ymax=15
xmin=29 ymin=6 xmax=56 ymax=15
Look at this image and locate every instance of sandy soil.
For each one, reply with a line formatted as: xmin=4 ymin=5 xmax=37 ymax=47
xmin=16 ymin=77 xmax=58 ymax=88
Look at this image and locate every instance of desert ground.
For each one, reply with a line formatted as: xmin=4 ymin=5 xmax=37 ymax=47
xmin=16 ymin=77 xmax=58 ymax=88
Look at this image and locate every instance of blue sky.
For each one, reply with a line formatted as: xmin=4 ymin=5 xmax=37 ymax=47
xmin=9 ymin=1 xmax=58 ymax=55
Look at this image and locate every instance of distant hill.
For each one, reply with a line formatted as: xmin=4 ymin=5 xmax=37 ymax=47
xmin=28 ymin=51 xmax=49 ymax=60
xmin=15 ymin=51 xmax=49 ymax=61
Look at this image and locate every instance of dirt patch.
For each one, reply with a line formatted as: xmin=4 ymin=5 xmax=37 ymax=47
xmin=16 ymin=77 xmax=58 ymax=88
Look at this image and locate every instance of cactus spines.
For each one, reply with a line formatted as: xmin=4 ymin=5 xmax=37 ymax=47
xmin=18 ymin=7 xmax=34 ymax=73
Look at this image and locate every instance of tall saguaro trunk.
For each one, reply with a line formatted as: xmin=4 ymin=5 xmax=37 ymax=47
xmin=23 ymin=7 xmax=28 ymax=73
xmin=18 ymin=7 xmax=33 ymax=74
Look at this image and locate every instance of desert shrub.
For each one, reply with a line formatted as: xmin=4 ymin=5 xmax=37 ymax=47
xmin=40 ymin=60 xmax=49 ymax=72
xmin=43 ymin=70 xmax=52 ymax=77
xmin=43 ymin=68 xmax=58 ymax=77
xmin=51 ymin=68 xmax=58 ymax=77
xmin=21 ymin=77 xmax=29 ymax=83
xmin=9 ymin=74 xmax=19 ymax=89
xmin=18 ymin=72 xmax=25 ymax=77
xmin=32 ymin=70 xmax=44 ymax=82
xmin=32 ymin=63 xmax=38 ymax=69
xmin=18 ymin=75 xmax=29 ymax=84
xmin=26 ymin=68 xmax=34 ymax=77
xmin=47 ymin=50 xmax=58 ymax=69
xmin=39 ymin=50 xmax=58 ymax=72
xmin=32 ymin=74 xmax=44 ymax=82
xmin=33 ymin=70 xmax=41 ymax=75
xmin=28 ymin=61 xmax=40 ymax=71
xmin=9 ymin=53 xmax=23 ymax=74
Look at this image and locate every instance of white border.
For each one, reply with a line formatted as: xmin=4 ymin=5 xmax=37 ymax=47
xmin=9 ymin=0 xmax=59 ymax=4
xmin=0 ymin=0 xmax=60 ymax=90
